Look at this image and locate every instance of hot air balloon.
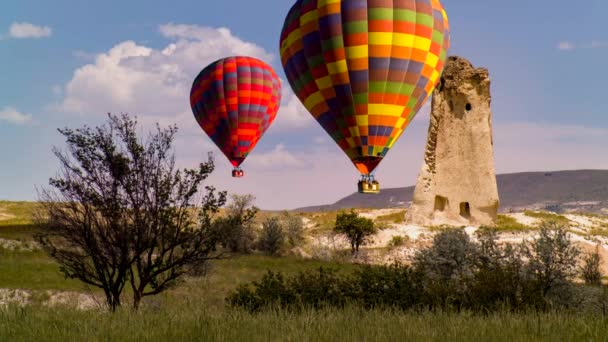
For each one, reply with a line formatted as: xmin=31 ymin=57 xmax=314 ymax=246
xmin=190 ymin=56 xmax=282 ymax=177
xmin=280 ymin=0 xmax=450 ymax=193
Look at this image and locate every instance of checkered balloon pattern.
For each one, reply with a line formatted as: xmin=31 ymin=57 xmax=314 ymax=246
xmin=280 ymin=0 xmax=450 ymax=175
xmin=190 ymin=56 xmax=282 ymax=168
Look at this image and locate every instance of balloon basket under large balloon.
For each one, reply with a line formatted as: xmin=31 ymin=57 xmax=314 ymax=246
xmin=358 ymin=175 xmax=380 ymax=194
xmin=232 ymin=168 xmax=244 ymax=178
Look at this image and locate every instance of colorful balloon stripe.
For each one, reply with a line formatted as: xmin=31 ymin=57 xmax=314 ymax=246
xmin=280 ymin=0 xmax=450 ymax=175
xmin=190 ymin=56 xmax=281 ymax=168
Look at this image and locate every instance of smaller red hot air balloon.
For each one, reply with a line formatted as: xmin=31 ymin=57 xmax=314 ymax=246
xmin=190 ymin=56 xmax=282 ymax=177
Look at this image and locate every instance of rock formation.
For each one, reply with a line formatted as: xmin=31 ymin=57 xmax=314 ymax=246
xmin=406 ymin=56 xmax=500 ymax=227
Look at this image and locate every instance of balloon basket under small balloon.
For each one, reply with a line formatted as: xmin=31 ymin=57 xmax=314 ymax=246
xmin=358 ymin=175 xmax=380 ymax=194
xmin=232 ymin=169 xmax=244 ymax=178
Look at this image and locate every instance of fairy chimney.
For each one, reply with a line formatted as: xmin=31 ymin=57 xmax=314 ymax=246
xmin=406 ymin=56 xmax=500 ymax=227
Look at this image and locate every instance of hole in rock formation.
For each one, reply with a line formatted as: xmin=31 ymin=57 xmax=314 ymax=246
xmin=465 ymin=103 xmax=472 ymax=111
xmin=434 ymin=195 xmax=448 ymax=212
xmin=460 ymin=202 xmax=471 ymax=219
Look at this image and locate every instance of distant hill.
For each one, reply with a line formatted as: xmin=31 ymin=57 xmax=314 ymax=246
xmin=295 ymin=170 xmax=608 ymax=214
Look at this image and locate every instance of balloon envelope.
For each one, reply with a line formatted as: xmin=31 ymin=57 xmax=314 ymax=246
xmin=280 ymin=0 xmax=450 ymax=175
xmin=190 ymin=56 xmax=281 ymax=170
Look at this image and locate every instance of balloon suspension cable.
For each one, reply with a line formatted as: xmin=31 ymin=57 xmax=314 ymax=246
xmin=359 ymin=173 xmax=376 ymax=182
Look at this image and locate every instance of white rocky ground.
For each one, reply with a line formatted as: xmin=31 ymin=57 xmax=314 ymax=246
xmin=0 ymin=289 xmax=102 ymax=310
xmin=304 ymin=209 xmax=608 ymax=269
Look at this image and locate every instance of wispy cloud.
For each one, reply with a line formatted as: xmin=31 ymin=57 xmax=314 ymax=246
xmin=8 ymin=22 xmax=52 ymax=39
xmin=557 ymin=40 xmax=608 ymax=51
xmin=246 ymin=144 xmax=305 ymax=171
xmin=0 ymin=107 xmax=33 ymax=125
xmin=557 ymin=41 xmax=576 ymax=51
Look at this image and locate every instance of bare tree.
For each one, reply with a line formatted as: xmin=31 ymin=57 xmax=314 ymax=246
xmin=36 ymin=113 xmax=227 ymax=311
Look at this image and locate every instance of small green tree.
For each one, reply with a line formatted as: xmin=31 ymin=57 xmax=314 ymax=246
xmin=334 ymin=210 xmax=376 ymax=256
xmin=258 ymin=217 xmax=285 ymax=256
xmin=581 ymin=245 xmax=603 ymax=286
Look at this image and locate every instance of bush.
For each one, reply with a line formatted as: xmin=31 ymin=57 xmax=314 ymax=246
xmin=493 ymin=215 xmax=532 ymax=232
xmin=351 ymin=264 xmax=421 ymax=310
xmin=413 ymin=229 xmax=479 ymax=307
xmin=281 ymin=212 xmax=304 ymax=247
xmin=522 ymin=222 xmax=580 ymax=297
xmin=229 ymin=223 xmax=590 ymax=314
xmin=227 ymin=268 xmax=350 ymax=312
xmin=216 ymin=194 xmax=258 ymax=254
xmin=258 ymin=217 xmax=285 ymax=256
xmin=227 ymin=265 xmax=420 ymax=313
xmin=227 ymin=271 xmax=295 ymax=312
xmin=388 ymin=235 xmax=408 ymax=248
xmin=581 ymin=246 xmax=603 ymax=286
xmin=471 ymin=228 xmax=530 ymax=310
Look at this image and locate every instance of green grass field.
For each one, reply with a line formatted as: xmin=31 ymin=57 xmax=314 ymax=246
xmin=2 ymin=201 xmax=608 ymax=341
xmin=494 ymin=214 xmax=534 ymax=232
xmin=1 ymin=305 xmax=607 ymax=341
xmin=524 ymin=210 xmax=571 ymax=225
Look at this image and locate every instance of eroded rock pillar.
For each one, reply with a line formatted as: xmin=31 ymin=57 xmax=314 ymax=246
xmin=406 ymin=56 xmax=500 ymax=227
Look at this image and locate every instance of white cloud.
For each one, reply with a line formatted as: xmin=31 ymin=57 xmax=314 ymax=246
xmin=56 ymin=24 xmax=308 ymax=132
xmin=558 ymin=40 xmax=608 ymax=51
xmin=558 ymin=41 xmax=575 ymax=51
xmin=9 ymin=22 xmax=52 ymax=39
xmin=0 ymin=107 xmax=33 ymax=125
xmin=588 ymin=41 xmax=608 ymax=49
xmin=246 ymin=144 xmax=305 ymax=170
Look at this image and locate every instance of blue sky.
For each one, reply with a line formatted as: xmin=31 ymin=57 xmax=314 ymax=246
xmin=1 ymin=0 xmax=607 ymax=209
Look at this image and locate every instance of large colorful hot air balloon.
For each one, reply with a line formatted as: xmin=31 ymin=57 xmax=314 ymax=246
xmin=190 ymin=56 xmax=282 ymax=177
xmin=280 ymin=0 xmax=450 ymax=193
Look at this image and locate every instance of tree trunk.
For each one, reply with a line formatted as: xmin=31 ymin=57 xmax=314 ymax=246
xmin=133 ymin=291 xmax=142 ymax=310
xmin=111 ymin=290 xmax=122 ymax=312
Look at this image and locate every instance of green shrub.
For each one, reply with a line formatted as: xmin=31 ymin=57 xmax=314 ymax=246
xmin=524 ymin=211 xmax=570 ymax=225
xmin=351 ymin=264 xmax=421 ymax=310
xmin=229 ymin=224 xmax=587 ymax=314
xmin=376 ymin=210 xmax=407 ymax=225
xmin=281 ymin=212 xmax=305 ymax=247
xmin=388 ymin=235 xmax=408 ymax=248
xmin=581 ymin=246 xmax=603 ymax=286
xmin=494 ymin=215 xmax=532 ymax=231
xmin=522 ymin=222 xmax=580 ymax=297
xmin=413 ymin=229 xmax=479 ymax=307
xmin=227 ymin=271 xmax=295 ymax=312
xmin=216 ymin=195 xmax=259 ymax=254
xmin=226 ymin=268 xmax=350 ymax=311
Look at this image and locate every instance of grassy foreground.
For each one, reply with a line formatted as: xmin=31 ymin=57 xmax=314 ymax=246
xmin=1 ymin=305 xmax=607 ymax=341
